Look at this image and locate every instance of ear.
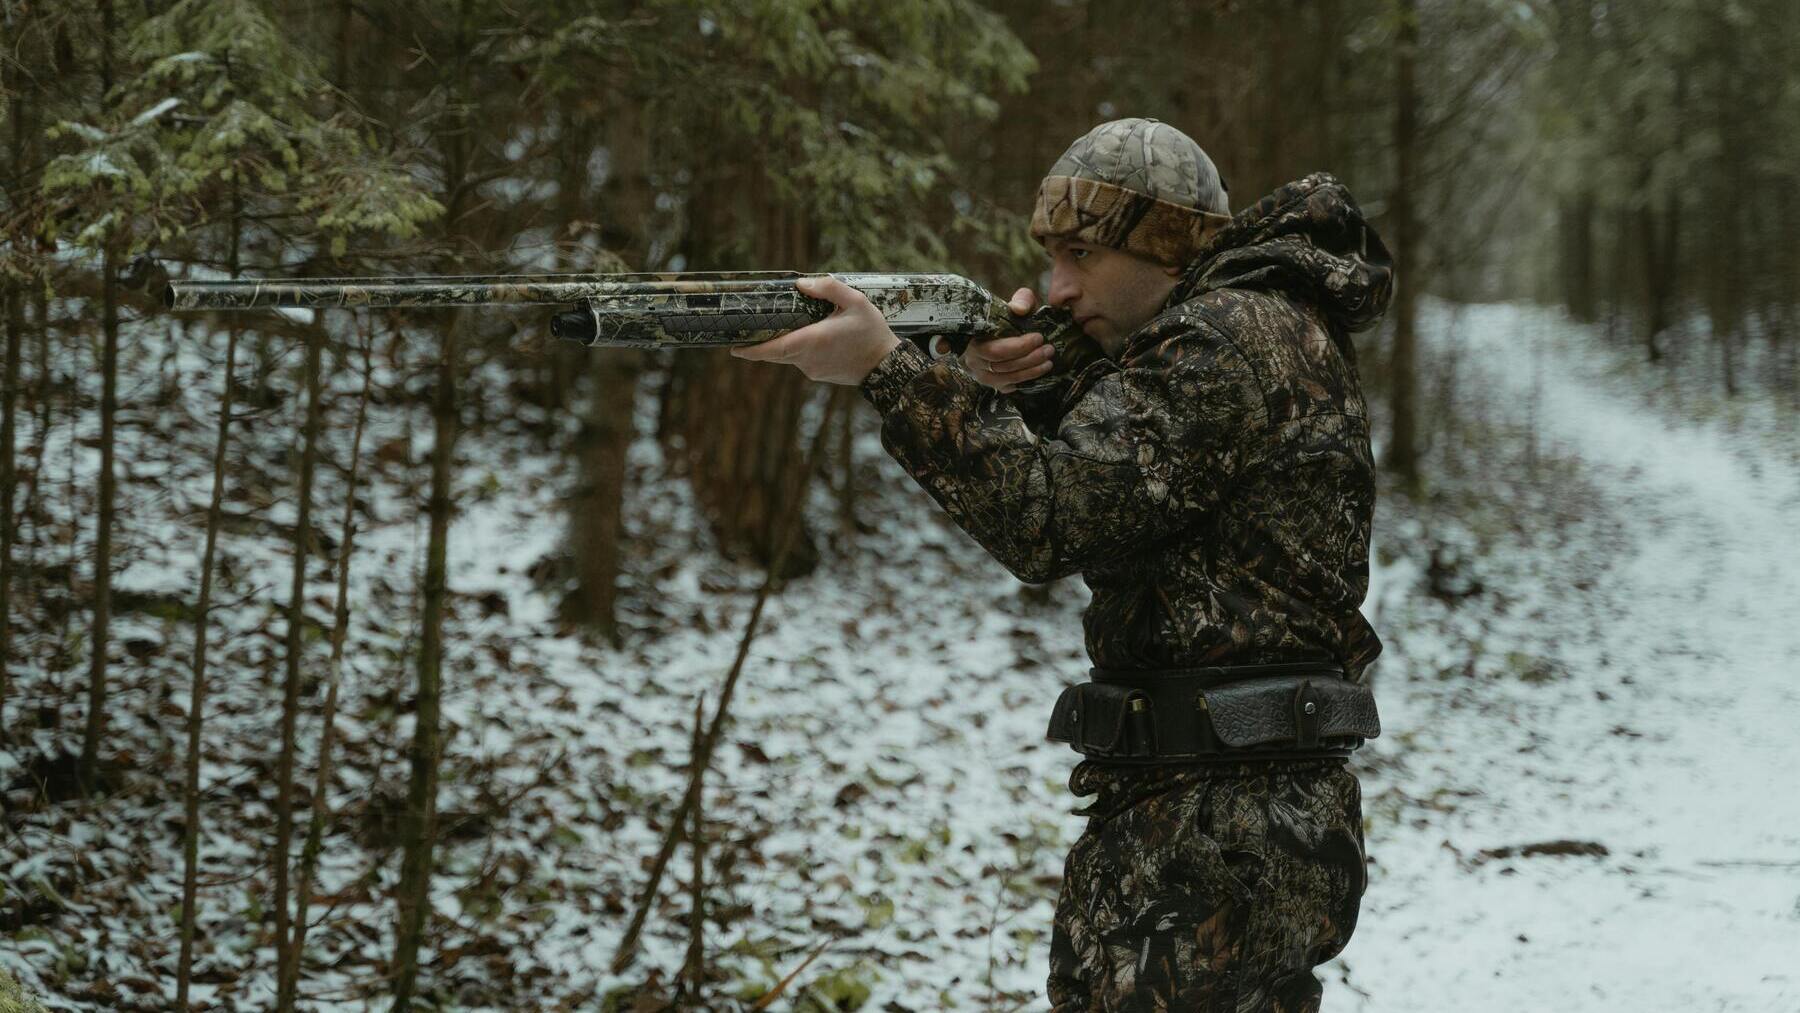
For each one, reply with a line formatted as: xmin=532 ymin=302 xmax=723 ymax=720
xmin=1162 ymin=263 xmax=1184 ymax=278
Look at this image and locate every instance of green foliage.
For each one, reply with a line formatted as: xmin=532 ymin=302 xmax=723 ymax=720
xmin=41 ymin=0 xmax=440 ymax=258
xmin=513 ymin=0 xmax=1036 ymax=273
xmin=856 ymin=892 xmax=895 ymax=928
xmin=736 ymin=0 xmax=1037 ymax=269
xmin=796 ymin=964 xmax=876 ymax=1012
xmin=0 ymin=968 xmax=47 ymax=1013
xmin=129 ymin=0 xmax=319 ymax=102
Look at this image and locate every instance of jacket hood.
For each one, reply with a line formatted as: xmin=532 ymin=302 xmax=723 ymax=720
xmin=1171 ymin=172 xmax=1393 ymax=338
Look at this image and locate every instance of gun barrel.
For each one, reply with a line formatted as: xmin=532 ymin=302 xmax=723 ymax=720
xmin=162 ymin=271 xmax=814 ymax=311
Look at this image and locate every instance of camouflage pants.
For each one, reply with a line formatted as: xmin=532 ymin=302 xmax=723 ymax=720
xmin=1047 ymin=759 xmax=1366 ymax=1013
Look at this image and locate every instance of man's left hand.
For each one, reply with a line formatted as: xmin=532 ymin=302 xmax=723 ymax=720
xmin=728 ymin=275 xmax=900 ymax=385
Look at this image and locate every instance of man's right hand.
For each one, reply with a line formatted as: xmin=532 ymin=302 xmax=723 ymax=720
xmin=933 ymin=287 xmax=1057 ymax=393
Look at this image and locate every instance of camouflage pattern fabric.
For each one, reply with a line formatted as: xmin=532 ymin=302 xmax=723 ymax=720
xmin=1047 ymin=759 xmax=1367 ymax=1012
xmin=1031 ymin=118 xmax=1234 ymax=267
xmin=1045 ymin=118 xmax=1232 ymax=214
xmin=862 ymin=171 xmax=1393 ymax=680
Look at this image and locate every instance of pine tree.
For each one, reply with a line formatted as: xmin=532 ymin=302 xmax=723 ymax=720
xmin=647 ymin=0 xmax=1036 ymax=574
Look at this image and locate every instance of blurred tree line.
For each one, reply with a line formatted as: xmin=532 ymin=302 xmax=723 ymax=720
xmin=0 ymin=0 xmax=1793 ymax=1007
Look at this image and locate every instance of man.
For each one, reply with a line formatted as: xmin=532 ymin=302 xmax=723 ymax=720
xmin=734 ymin=118 xmax=1393 ymax=1012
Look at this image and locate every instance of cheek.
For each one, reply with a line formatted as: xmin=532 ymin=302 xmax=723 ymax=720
xmin=1132 ymin=271 xmax=1173 ymax=312
xmin=1098 ymin=267 xmax=1139 ymax=313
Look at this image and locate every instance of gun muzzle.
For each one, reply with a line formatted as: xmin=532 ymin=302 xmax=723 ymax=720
xmin=551 ymin=309 xmax=596 ymax=343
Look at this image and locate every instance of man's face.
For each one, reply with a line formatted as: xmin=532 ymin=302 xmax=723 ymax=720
xmin=1043 ymin=238 xmax=1182 ymax=358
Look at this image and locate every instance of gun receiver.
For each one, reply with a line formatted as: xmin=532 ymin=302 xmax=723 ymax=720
xmin=162 ymin=270 xmax=1076 ymax=355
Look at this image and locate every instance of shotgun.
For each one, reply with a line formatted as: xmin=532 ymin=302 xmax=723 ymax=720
xmin=162 ymin=270 xmax=1078 ymax=355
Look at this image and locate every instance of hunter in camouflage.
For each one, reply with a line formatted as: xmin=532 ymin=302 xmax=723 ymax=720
xmin=731 ymin=116 xmax=1393 ymax=1010
xmin=865 ymin=121 xmax=1389 ymax=1010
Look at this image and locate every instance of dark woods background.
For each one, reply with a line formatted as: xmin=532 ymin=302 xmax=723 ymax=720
xmin=0 ymin=0 xmax=1794 ymax=1008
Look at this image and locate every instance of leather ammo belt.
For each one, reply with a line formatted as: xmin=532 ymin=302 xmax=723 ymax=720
xmin=1045 ymin=661 xmax=1382 ymax=762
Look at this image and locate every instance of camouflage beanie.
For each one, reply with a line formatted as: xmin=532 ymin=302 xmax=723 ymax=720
xmin=1030 ymin=118 xmax=1233 ymax=267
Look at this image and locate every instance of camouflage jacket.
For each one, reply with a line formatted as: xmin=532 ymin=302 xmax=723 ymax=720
xmin=859 ymin=172 xmax=1393 ymax=680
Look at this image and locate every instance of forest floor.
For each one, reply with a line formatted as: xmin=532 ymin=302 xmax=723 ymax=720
xmin=1 ymin=299 xmax=1796 ymax=1011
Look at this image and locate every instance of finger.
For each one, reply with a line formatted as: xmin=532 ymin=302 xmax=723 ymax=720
xmin=988 ymin=346 xmax=1054 ymax=374
xmin=969 ymin=364 xmax=1002 ymax=387
xmin=730 ymin=318 xmax=842 ymax=363
xmin=932 ymin=336 xmax=952 ymax=356
xmin=969 ymin=331 xmax=1044 ymax=363
xmin=1008 ymin=287 xmax=1039 ymax=315
xmin=997 ymin=360 xmax=1055 ymax=392
xmin=730 ymin=323 xmax=819 ymax=361
xmin=729 ymin=337 xmax=787 ymax=362
xmin=796 ymin=273 xmax=869 ymax=314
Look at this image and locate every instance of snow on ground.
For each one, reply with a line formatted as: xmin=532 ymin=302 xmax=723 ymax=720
xmin=1336 ymin=300 xmax=1800 ymax=1011
xmin=2 ymin=298 xmax=1795 ymax=1010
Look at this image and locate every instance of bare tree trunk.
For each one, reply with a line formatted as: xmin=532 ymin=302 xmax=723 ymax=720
xmin=1720 ymin=325 xmax=1738 ymax=398
xmin=567 ymin=351 xmax=640 ymax=641
xmin=1 ymin=32 xmax=33 ymax=742
xmin=676 ymin=359 xmax=817 ymax=574
xmin=1604 ymin=206 xmax=1629 ymax=344
xmin=176 ymin=184 xmax=246 ymax=1009
xmin=673 ymin=163 xmax=821 ymax=576
xmin=24 ymin=288 xmax=51 ymax=706
xmin=1384 ymin=0 xmax=1422 ymax=492
xmin=334 ymin=0 xmax=355 ymax=89
xmin=273 ymin=324 xmax=325 ymax=1002
xmin=394 ymin=19 xmax=473 ymax=982
xmin=1561 ymin=0 xmax=1598 ymax=321
xmin=1 ymin=285 xmax=19 ymax=740
xmin=680 ymin=695 xmax=706 ymax=994
xmin=78 ymin=0 xmax=121 ymax=796
xmin=1639 ymin=68 xmax=1686 ymax=365
xmin=393 ymin=313 xmax=458 ymax=1010
xmin=285 ymin=330 xmax=375 ymax=1009
xmin=78 ymin=243 xmax=119 ymax=795
xmin=1638 ymin=192 xmax=1668 ymax=364
xmin=175 ymin=321 xmax=239 ymax=1007
xmin=1780 ymin=186 xmax=1799 ymax=410
xmin=1564 ymin=194 xmax=1596 ymax=321
xmin=560 ymin=108 xmax=641 ymax=641
xmin=836 ymin=390 xmax=856 ymax=549
xmin=1638 ymin=187 xmax=1683 ymax=364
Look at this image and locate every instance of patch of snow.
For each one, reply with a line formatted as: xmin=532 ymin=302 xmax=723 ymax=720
xmin=131 ymin=98 xmax=183 ymax=127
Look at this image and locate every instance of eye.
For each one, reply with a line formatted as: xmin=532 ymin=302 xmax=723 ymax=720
xmin=1069 ymin=247 xmax=1090 ymax=262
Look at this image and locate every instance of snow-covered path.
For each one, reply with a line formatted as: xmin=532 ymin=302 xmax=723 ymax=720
xmin=1340 ymin=303 xmax=1800 ymax=1011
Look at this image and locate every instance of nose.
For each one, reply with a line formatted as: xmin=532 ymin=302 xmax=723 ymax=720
xmin=1046 ymin=262 xmax=1080 ymax=310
